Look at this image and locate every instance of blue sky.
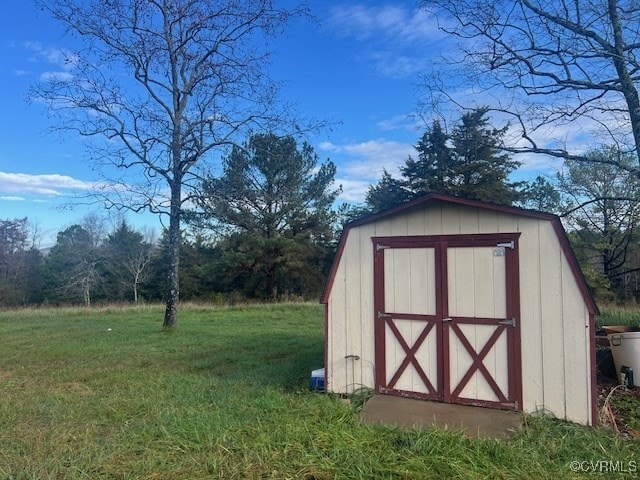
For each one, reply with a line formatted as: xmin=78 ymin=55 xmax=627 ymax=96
xmin=0 ymin=1 xmax=554 ymax=247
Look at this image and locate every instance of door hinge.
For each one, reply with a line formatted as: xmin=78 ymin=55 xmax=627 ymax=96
xmin=376 ymin=244 xmax=390 ymax=251
xmin=498 ymin=318 xmax=516 ymax=327
xmin=496 ymin=241 xmax=515 ymax=249
xmin=377 ymin=311 xmax=392 ymax=319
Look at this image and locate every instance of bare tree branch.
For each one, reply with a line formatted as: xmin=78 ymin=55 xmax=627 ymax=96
xmin=33 ymin=0 xmax=312 ymax=327
xmin=420 ymin=0 xmax=640 ymax=169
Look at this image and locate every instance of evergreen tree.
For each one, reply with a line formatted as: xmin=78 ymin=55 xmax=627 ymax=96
xmin=44 ymin=225 xmax=103 ymax=305
xmin=364 ymin=170 xmax=410 ymax=213
xmin=518 ymin=175 xmax=561 ymax=213
xmin=197 ymin=133 xmax=339 ymax=300
xmin=363 ymin=108 xmax=523 ymax=215
xmin=402 ymin=119 xmax=453 ymax=194
xmin=449 ymin=108 xmax=522 ymax=204
xmin=103 ymin=220 xmax=153 ymax=302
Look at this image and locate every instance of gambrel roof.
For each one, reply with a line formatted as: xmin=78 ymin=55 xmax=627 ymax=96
xmin=322 ymin=192 xmax=598 ymax=315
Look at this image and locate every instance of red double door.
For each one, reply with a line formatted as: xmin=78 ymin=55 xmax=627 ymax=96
xmin=373 ymin=234 xmax=522 ymax=410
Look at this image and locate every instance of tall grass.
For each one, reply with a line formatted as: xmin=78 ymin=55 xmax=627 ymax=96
xmin=598 ymin=304 xmax=640 ymax=327
xmin=0 ymin=303 xmax=637 ymax=479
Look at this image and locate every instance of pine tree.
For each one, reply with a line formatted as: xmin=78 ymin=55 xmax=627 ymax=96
xmin=363 ymin=108 xmax=523 ymax=215
xmin=449 ymin=108 xmax=521 ymax=204
xmin=364 ymin=170 xmax=410 ymax=213
xmin=103 ymin=220 xmax=153 ymax=303
xmin=197 ymin=133 xmax=339 ymax=299
xmin=402 ymin=119 xmax=453 ymax=194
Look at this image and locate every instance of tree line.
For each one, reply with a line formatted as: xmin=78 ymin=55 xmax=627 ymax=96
xmin=0 ymin=217 xmax=332 ymax=307
xmin=4 ymin=122 xmax=640 ymax=307
xmin=0 ymin=133 xmax=338 ymax=307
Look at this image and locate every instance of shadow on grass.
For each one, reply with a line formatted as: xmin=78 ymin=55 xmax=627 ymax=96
xmin=185 ymin=331 xmax=324 ymax=391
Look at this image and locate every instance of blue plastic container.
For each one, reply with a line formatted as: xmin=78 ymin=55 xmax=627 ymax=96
xmin=310 ymin=368 xmax=325 ymax=390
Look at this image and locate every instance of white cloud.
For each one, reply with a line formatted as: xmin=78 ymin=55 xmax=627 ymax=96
xmin=325 ymin=3 xmax=447 ymax=79
xmin=322 ymin=138 xmax=415 ymax=179
xmin=23 ymin=41 xmax=79 ymax=83
xmin=0 ymin=196 xmax=25 ymax=202
xmin=24 ymin=42 xmax=76 ymax=69
xmin=327 ymin=4 xmax=442 ymax=44
xmin=0 ymin=172 xmax=97 ymax=197
xmin=335 ymin=178 xmax=371 ymax=203
xmin=40 ymin=71 xmax=74 ymax=83
xmin=341 ymin=139 xmax=414 ymax=177
xmin=375 ymin=113 xmax=422 ymax=133
xmin=321 ymin=138 xmax=416 ymax=203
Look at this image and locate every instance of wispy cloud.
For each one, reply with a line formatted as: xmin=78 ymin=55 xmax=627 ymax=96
xmin=327 ymin=4 xmax=441 ymax=44
xmin=0 ymin=172 xmax=97 ymax=197
xmin=40 ymin=71 xmax=74 ymax=82
xmin=334 ymin=178 xmax=372 ymax=203
xmin=0 ymin=196 xmax=25 ymax=202
xmin=23 ymin=41 xmax=78 ymax=83
xmin=24 ymin=41 xmax=76 ymax=68
xmin=375 ymin=113 xmax=422 ymax=133
xmin=325 ymin=3 xmax=445 ymax=78
xmin=320 ymin=138 xmax=415 ymax=202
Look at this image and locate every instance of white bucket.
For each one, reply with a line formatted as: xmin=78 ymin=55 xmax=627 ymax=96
xmin=607 ymin=332 xmax=640 ymax=385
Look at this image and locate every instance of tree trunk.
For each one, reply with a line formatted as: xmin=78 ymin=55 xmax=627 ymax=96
xmin=133 ymin=276 xmax=138 ymax=303
xmin=163 ymin=180 xmax=181 ymax=328
xmin=607 ymin=0 xmax=640 ymax=167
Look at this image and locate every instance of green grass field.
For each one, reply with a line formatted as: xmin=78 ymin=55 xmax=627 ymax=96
xmin=0 ymin=303 xmax=638 ymax=479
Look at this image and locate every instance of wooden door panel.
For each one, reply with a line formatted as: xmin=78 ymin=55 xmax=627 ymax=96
xmin=374 ymin=234 xmax=521 ymax=410
xmin=384 ymin=248 xmax=436 ymax=315
xmin=379 ymin=246 xmax=440 ymax=399
xmin=447 ymin=247 xmax=506 ymax=318
xmin=446 ymin=245 xmax=513 ymax=408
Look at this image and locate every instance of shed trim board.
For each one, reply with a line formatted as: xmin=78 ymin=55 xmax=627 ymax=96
xmin=322 ymin=193 xmax=599 ymax=426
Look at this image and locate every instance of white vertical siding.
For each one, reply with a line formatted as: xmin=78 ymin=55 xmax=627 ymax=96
xmin=560 ymin=259 xmax=592 ymax=423
xmin=517 ymin=219 xmax=545 ymax=414
xmin=359 ymin=223 xmax=376 ymax=390
xmin=325 ymin=201 xmax=593 ymax=425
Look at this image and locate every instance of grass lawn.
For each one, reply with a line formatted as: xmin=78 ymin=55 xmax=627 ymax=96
xmin=0 ymin=303 xmax=638 ymax=479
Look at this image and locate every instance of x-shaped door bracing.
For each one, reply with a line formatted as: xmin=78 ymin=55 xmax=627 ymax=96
xmin=448 ymin=322 xmax=509 ymax=404
xmin=385 ymin=317 xmax=438 ymax=395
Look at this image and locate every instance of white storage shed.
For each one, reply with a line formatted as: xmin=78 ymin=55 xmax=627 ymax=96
xmin=321 ymin=193 xmax=599 ymax=425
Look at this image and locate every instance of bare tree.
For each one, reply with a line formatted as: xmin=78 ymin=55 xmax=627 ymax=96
xmin=558 ymin=146 xmax=640 ymax=299
xmin=420 ymin=0 xmax=640 ymax=172
xmin=33 ymin=0 xmax=307 ymax=327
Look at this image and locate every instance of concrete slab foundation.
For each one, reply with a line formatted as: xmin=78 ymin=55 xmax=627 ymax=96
xmin=360 ymin=395 xmax=523 ymax=439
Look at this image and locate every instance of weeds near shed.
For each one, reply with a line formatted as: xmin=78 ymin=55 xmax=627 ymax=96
xmin=598 ymin=305 xmax=640 ymax=327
